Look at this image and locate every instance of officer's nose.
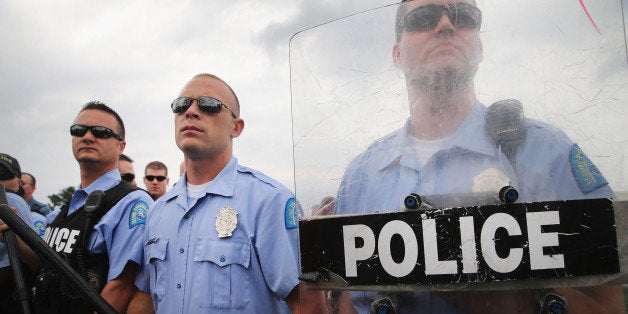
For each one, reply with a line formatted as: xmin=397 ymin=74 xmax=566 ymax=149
xmin=185 ymin=100 xmax=201 ymax=119
xmin=434 ymin=12 xmax=455 ymax=34
xmin=82 ymin=128 xmax=97 ymax=141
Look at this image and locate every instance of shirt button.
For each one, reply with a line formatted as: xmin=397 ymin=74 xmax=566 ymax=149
xmin=219 ymin=256 xmax=226 ymax=263
xmin=179 ymin=248 xmax=184 ymax=253
xmin=177 ymin=284 xmax=181 ymax=289
xmin=184 ymin=213 xmax=190 ymax=219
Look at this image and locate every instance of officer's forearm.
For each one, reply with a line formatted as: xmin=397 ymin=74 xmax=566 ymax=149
xmin=337 ymin=291 xmax=358 ymax=314
xmin=286 ymin=284 xmax=329 ymax=314
xmin=100 ymin=262 xmax=138 ymax=313
xmin=555 ymin=285 xmax=626 ymax=314
xmin=127 ymin=290 xmax=154 ymax=314
xmin=17 ymin=236 xmax=39 ymax=273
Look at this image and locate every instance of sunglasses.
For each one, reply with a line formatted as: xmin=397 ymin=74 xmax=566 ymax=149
xmin=145 ymin=175 xmax=167 ymax=182
xmin=401 ymin=3 xmax=482 ymax=33
xmin=171 ymin=97 xmax=237 ymax=118
xmin=121 ymin=173 xmax=135 ymax=182
xmin=70 ymin=124 xmax=124 ymax=141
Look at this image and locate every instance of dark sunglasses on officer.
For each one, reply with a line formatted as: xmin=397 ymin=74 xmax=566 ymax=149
xmin=400 ymin=2 xmax=482 ymax=33
xmin=171 ymin=96 xmax=237 ymax=118
xmin=70 ymin=124 xmax=124 ymax=141
xmin=145 ymin=175 xmax=167 ymax=182
xmin=121 ymin=173 xmax=135 ymax=183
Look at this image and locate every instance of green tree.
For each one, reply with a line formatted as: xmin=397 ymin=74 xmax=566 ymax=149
xmin=47 ymin=186 xmax=75 ymax=209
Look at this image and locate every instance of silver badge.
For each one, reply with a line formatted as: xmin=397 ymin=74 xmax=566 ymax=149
xmin=215 ymin=206 xmax=238 ymax=238
xmin=472 ymin=168 xmax=511 ymax=193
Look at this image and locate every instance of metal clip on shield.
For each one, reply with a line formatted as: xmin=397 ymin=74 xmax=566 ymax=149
xmin=300 ymin=267 xmax=332 ymax=283
xmin=370 ymin=296 xmax=397 ymax=314
xmin=498 ymin=186 xmax=519 ymax=204
xmin=403 ymin=193 xmax=433 ymax=212
xmin=536 ymin=289 xmax=567 ymax=314
xmin=404 ymin=186 xmax=519 ymax=211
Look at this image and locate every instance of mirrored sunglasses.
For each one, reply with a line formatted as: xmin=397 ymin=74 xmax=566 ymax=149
xmin=171 ymin=96 xmax=237 ymax=118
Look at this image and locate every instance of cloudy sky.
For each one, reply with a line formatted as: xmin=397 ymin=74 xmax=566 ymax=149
xmin=0 ymin=0 xmax=397 ymax=204
xmin=1 ymin=0 xmax=627 ymax=211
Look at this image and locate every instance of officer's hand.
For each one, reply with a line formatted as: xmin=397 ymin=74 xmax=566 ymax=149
xmin=0 ymin=205 xmax=18 ymax=242
xmin=311 ymin=197 xmax=335 ymax=216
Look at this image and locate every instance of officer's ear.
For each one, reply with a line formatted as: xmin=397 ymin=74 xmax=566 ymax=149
xmin=479 ymin=38 xmax=484 ymax=62
xmin=231 ymin=118 xmax=244 ymax=139
xmin=392 ymin=44 xmax=401 ymax=68
xmin=117 ymin=140 xmax=126 ymax=155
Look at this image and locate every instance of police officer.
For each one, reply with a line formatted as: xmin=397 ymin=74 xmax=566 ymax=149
xmin=21 ymin=172 xmax=53 ymax=216
xmin=143 ymin=161 xmax=170 ymax=200
xmin=0 ymin=153 xmax=39 ymax=312
xmin=34 ymin=101 xmax=153 ymax=313
xmin=333 ymin=0 xmax=623 ymax=312
xmin=130 ymin=74 xmax=326 ymax=313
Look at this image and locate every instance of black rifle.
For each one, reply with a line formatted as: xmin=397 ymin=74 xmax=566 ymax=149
xmin=0 ymin=184 xmax=117 ymax=314
xmin=0 ymin=184 xmax=31 ymax=314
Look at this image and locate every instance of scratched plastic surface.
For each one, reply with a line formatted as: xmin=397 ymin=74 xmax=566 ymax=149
xmin=291 ymin=1 xmax=628 ymax=312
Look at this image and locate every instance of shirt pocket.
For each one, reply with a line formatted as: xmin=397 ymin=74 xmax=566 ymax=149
xmin=145 ymin=239 xmax=168 ymax=302
xmin=193 ymin=238 xmax=251 ymax=309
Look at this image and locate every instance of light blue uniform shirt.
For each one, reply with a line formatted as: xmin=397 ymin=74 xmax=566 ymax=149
xmin=46 ymin=169 xmax=153 ymax=281
xmin=335 ymin=102 xmax=612 ymax=313
xmin=0 ymin=192 xmax=36 ymax=268
xmin=27 ymin=198 xmax=52 ymax=216
xmin=337 ymin=102 xmax=611 ymax=215
xmin=136 ymin=157 xmax=301 ymax=313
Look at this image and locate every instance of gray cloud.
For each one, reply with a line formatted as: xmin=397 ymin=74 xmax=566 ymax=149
xmin=257 ymin=0 xmax=395 ymax=62
xmin=2 ymin=0 xmax=627 ymax=208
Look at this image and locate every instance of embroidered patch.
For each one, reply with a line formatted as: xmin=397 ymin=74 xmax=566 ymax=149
xmin=34 ymin=221 xmax=46 ymax=237
xmin=284 ymin=198 xmax=298 ymax=229
xmin=570 ymin=144 xmax=608 ymax=193
xmin=129 ymin=201 xmax=148 ymax=228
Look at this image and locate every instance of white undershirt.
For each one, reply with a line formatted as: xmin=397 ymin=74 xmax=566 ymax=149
xmin=411 ymin=135 xmax=454 ymax=166
xmin=187 ymin=181 xmax=211 ymax=199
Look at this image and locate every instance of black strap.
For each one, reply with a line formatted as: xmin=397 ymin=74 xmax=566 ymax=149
xmin=92 ymin=180 xmax=144 ymax=222
xmin=55 ymin=180 xmax=146 ymax=224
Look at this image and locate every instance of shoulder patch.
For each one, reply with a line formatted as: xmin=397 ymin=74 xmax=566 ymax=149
xmin=284 ymin=198 xmax=298 ymax=229
xmin=570 ymin=144 xmax=608 ymax=193
xmin=129 ymin=200 xmax=149 ymax=228
xmin=34 ymin=221 xmax=46 ymax=237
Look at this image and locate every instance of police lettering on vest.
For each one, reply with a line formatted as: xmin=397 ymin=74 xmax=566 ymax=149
xmin=33 ymin=181 xmax=146 ymax=314
xmin=42 ymin=227 xmax=81 ymax=254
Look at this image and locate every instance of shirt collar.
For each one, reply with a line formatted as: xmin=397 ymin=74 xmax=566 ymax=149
xmin=167 ymin=157 xmax=238 ymax=205
xmin=69 ymin=168 xmax=121 ymax=214
xmin=76 ymin=168 xmax=121 ymax=194
xmin=449 ymin=102 xmax=496 ymax=156
xmin=375 ymin=102 xmax=496 ymax=171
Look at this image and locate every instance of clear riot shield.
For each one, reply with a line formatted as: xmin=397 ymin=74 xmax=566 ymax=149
xmin=291 ymin=1 xmax=628 ymax=313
